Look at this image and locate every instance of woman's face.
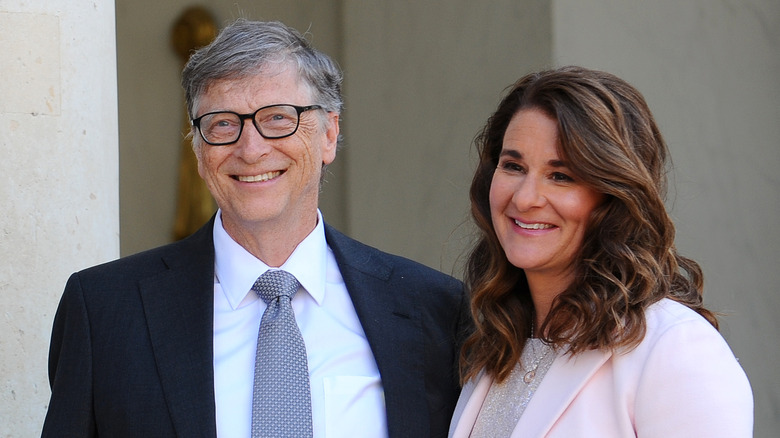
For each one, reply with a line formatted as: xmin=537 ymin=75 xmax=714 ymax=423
xmin=489 ymin=108 xmax=604 ymax=284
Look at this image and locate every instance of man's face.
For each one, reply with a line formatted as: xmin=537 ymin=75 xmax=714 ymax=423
xmin=193 ymin=64 xmax=339 ymax=239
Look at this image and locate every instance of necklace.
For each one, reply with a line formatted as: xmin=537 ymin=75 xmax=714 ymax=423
xmin=523 ymin=324 xmax=553 ymax=384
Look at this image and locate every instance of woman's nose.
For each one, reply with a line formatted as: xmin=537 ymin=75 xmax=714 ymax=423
xmin=512 ymin=177 xmax=546 ymax=210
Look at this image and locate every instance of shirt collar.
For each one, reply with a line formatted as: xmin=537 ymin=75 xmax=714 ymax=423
xmin=213 ymin=209 xmax=328 ymax=310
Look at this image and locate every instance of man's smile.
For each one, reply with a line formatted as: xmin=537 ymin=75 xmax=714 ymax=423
xmin=234 ymin=170 xmax=283 ymax=182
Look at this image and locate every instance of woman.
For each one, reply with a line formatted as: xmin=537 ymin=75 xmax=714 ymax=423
xmin=449 ymin=66 xmax=753 ymax=437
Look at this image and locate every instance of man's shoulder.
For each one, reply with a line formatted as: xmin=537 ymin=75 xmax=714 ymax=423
xmin=324 ymin=223 xmax=461 ymax=287
xmin=76 ymin=220 xmax=214 ymax=281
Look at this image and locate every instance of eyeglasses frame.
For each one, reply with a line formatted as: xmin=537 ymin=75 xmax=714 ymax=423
xmin=191 ymin=103 xmax=323 ymax=146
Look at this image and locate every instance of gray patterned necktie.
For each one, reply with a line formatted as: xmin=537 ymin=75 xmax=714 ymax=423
xmin=251 ymin=270 xmax=313 ymax=438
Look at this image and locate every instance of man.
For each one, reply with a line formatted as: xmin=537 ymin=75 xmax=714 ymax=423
xmin=42 ymin=19 xmax=469 ymax=438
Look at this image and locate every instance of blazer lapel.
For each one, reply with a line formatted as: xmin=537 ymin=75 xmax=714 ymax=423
xmin=139 ymin=220 xmax=218 ymax=438
xmin=324 ymin=225 xmax=429 ymax=437
xmin=449 ymin=372 xmax=492 ymax=438
xmin=512 ymin=349 xmax=611 ymax=438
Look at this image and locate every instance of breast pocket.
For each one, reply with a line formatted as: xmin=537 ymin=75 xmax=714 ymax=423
xmin=323 ymin=375 xmax=387 ymax=437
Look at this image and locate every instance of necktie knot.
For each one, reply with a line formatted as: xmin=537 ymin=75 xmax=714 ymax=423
xmin=252 ymin=270 xmax=300 ymax=304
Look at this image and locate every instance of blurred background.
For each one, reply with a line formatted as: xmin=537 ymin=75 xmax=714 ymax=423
xmin=2 ymin=0 xmax=777 ymax=436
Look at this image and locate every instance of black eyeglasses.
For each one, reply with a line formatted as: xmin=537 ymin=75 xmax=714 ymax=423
xmin=191 ymin=104 xmax=323 ymax=145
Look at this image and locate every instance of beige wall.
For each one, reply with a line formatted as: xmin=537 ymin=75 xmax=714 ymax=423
xmin=341 ymin=1 xmax=552 ymax=275
xmin=0 ymin=0 xmax=119 ymax=435
xmin=552 ymin=1 xmax=780 ymax=435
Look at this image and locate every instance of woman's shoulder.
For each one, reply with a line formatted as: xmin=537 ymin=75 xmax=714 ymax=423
xmin=643 ymin=298 xmax=717 ymax=335
xmin=621 ymin=298 xmax=741 ymax=368
xmin=611 ymin=298 xmax=728 ymax=365
xmin=622 ymin=303 xmax=753 ymax=436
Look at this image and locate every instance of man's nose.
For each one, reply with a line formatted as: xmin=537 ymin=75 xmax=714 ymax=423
xmin=234 ymin=119 xmax=273 ymax=161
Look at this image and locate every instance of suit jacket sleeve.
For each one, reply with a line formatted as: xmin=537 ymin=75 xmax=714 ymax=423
xmin=41 ymin=219 xmax=217 ymax=438
xmin=632 ymin=307 xmax=753 ymax=437
xmin=42 ymin=273 xmax=98 ymax=437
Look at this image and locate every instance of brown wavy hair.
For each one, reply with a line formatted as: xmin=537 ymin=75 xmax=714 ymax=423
xmin=461 ymin=66 xmax=717 ymax=384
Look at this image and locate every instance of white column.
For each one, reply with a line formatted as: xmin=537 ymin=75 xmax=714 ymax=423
xmin=0 ymin=0 xmax=118 ymax=435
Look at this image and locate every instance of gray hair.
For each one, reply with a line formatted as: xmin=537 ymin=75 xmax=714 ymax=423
xmin=181 ymin=19 xmax=343 ymax=120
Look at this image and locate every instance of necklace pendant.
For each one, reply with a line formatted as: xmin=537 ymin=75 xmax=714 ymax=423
xmin=523 ymin=369 xmax=536 ymax=383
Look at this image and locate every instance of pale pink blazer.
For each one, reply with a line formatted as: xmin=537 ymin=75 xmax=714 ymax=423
xmin=449 ymin=299 xmax=753 ymax=438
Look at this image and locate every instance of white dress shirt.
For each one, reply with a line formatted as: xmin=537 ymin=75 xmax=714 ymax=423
xmin=212 ymin=210 xmax=387 ymax=437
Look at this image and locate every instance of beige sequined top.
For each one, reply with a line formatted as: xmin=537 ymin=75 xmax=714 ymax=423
xmin=469 ymin=339 xmax=557 ymax=438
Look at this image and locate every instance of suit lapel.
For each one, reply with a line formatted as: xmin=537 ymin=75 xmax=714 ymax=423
xmin=512 ymin=349 xmax=611 ymax=438
xmin=325 ymin=225 xmax=429 ymax=437
xmin=139 ymin=220 xmax=218 ymax=438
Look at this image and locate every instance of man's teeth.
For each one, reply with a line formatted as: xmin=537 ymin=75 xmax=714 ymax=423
xmin=238 ymin=171 xmax=281 ymax=182
xmin=514 ymin=220 xmax=554 ymax=230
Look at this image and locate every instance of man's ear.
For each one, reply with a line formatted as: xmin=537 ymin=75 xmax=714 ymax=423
xmin=322 ymin=112 xmax=339 ymax=165
xmin=192 ymin=141 xmax=207 ymax=179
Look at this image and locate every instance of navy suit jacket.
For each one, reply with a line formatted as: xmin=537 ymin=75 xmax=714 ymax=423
xmin=42 ymin=219 xmax=469 ymax=437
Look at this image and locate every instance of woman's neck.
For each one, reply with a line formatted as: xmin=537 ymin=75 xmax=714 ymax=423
xmin=526 ymin=270 xmax=574 ymax=335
